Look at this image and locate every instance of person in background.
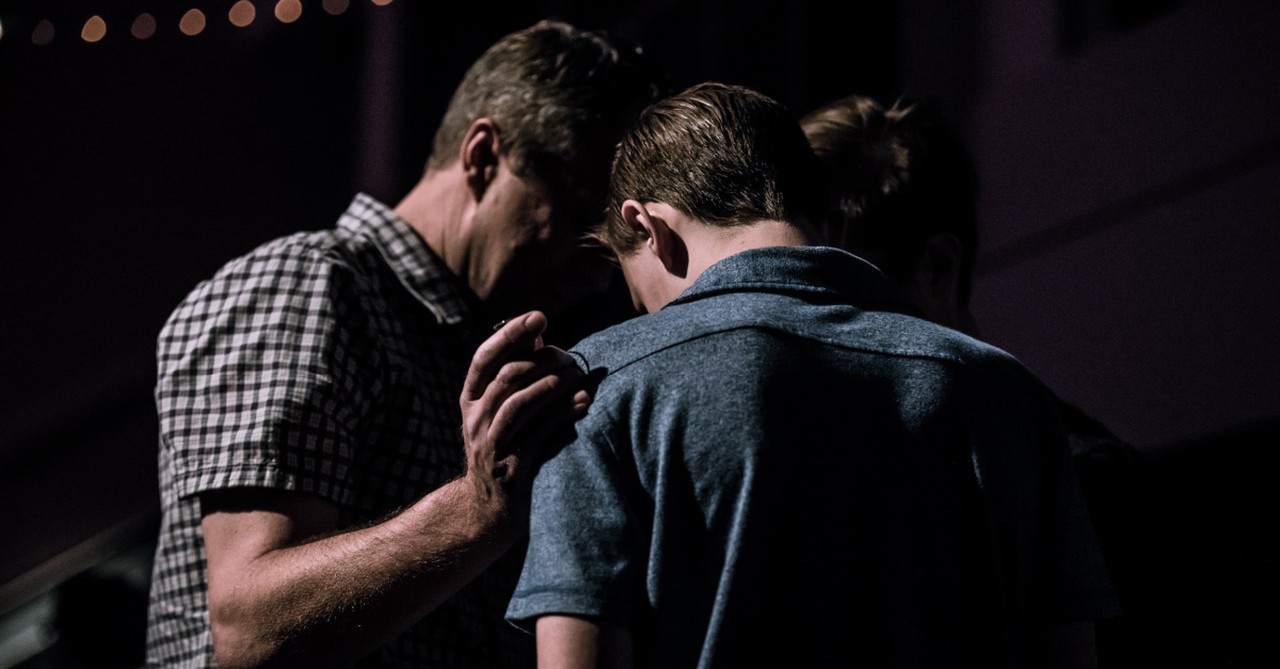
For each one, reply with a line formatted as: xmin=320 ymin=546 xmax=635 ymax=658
xmin=146 ymin=20 xmax=668 ymax=669
xmin=800 ymin=93 xmax=1147 ymax=663
xmin=506 ymin=81 xmax=1119 ymax=668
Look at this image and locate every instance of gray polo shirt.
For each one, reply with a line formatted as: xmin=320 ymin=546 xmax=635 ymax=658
xmin=507 ymin=245 xmax=1117 ymax=668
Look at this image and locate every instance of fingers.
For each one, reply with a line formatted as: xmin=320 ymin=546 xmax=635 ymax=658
xmin=460 ymin=312 xmax=603 ymax=502
xmin=497 ymin=388 xmax=592 ymax=480
xmin=527 ymin=368 xmax=608 ymax=456
xmin=485 ymin=384 xmax=592 ymax=488
xmin=465 ymin=346 xmax=588 ymax=453
xmin=462 ymin=311 xmax=548 ymax=403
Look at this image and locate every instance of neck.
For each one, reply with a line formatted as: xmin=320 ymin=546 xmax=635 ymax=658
xmin=686 ymin=218 xmax=815 ymax=280
xmin=394 ymin=167 xmax=482 ymax=296
xmin=643 ymin=217 xmax=813 ymax=311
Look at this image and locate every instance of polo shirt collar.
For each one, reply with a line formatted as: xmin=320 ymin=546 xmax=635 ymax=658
xmin=668 ymin=245 xmax=898 ymax=309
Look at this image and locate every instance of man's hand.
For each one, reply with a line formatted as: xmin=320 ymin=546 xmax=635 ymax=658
xmin=460 ymin=311 xmax=593 ymax=506
xmin=200 ymin=313 xmax=592 ymax=668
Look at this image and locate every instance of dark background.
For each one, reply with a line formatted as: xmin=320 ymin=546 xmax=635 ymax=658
xmin=0 ymin=1 xmax=1276 ymax=667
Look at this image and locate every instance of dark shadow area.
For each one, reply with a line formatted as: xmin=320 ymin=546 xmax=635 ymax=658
xmin=37 ymin=573 xmax=148 ymax=669
xmin=1094 ymin=421 xmax=1279 ymax=668
xmin=9 ymin=539 xmax=154 ymax=669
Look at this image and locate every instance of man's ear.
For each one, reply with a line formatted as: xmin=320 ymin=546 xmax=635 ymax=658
xmin=902 ymin=232 xmax=969 ymax=331
xmin=461 ymin=118 xmax=500 ymax=199
xmin=620 ymin=200 xmax=657 ymax=250
xmin=620 ymin=200 xmax=687 ymax=277
xmin=921 ymin=233 xmax=963 ymax=302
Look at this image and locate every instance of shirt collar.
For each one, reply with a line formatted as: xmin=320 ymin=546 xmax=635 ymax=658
xmin=337 ymin=193 xmax=475 ymax=328
xmin=667 ymin=245 xmax=899 ymax=309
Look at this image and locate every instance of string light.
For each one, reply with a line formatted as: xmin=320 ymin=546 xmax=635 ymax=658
xmin=229 ymin=1 xmax=256 ymax=28
xmin=275 ymin=0 xmax=303 ymax=24
xmin=32 ymin=19 xmax=54 ymax=45
xmin=132 ymin=13 xmax=157 ymax=40
xmin=22 ymin=1 xmax=400 ymax=48
xmin=179 ymin=9 xmax=207 ymax=37
xmin=81 ymin=15 xmax=107 ymax=43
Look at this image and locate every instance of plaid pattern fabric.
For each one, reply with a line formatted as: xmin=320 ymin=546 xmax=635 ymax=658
xmin=146 ymin=194 xmax=534 ymax=668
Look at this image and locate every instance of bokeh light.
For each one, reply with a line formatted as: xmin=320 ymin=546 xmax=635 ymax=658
xmin=179 ymin=9 xmax=207 ymax=36
xmin=0 ymin=17 xmax=5 ymax=43
xmin=275 ymin=0 xmax=303 ymax=24
xmin=31 ymin=19 xmax=55 ymax=45
xmin=322 ymin=0 xmax=350 ymax=15
xmin=131 ymin=13 xmax=157 ymax=40
xmin=229 ymin=1 xmax=256 ymax=28
xmin=12 ymin=1 xmax=388 ymax=48
xmin=81 ymin=15 xmax=107 ymax=43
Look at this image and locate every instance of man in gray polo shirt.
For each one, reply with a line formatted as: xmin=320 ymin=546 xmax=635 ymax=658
xmin=505 ymin=82 xmax=1118 ymax=668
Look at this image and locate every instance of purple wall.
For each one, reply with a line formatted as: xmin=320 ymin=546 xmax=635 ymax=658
xmin=946 ymin=1 xmax=1279 ymax=451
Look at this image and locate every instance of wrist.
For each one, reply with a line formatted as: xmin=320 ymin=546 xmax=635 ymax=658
xmin=454 ymin=473 xmax=522 ymax=540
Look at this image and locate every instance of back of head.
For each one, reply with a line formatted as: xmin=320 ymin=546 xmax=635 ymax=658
xmin=800 ymin=95 xmax=979 ymax=304
xmin=595 ymin=81 xmax=826 ymax=254
xmin=428 ymin=20 xmax=670 ymax=224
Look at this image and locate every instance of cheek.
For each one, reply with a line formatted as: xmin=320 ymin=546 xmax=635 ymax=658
xmin=501 ymin=176 xmax=557 ymax=244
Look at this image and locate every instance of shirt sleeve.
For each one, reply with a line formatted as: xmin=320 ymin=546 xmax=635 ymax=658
xmin=156 ymin=238 xmax=381 ymax=507
xmin=505 ymin=406 xmax=649 ymax=633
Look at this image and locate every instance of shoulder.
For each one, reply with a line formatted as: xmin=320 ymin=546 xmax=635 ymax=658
xmin=567 ymin=304 xmax=729 ymax=377
xmin=574 ymin=294 xmax=1023 ymax=372
xmin=171 ymin=229 xmax=370 ymax=315
xmin=205 ymin=228 xmax=368 ymax=289
xmin=157 ymin=227 xmax=386 ymax=359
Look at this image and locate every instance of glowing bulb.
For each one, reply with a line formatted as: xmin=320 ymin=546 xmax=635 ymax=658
xmin=371 ymin=0 xmax=395 ymax=6
xmin=32 ymin=19 xmax=54 ymax=45
xmin=179 ymin=9 xmax=207 ymax=36
xmin=323 ymin=0 xmax=350 ymax=15
xmin=229 ymin=1 xmax=256 ymax=28
xmin=81 ymin=15 xmax=107 ymax=43
xmin=132 ymin=13 xmax=157 ymax=40
xmin=275 ymin=0 xmax=303 ymax=24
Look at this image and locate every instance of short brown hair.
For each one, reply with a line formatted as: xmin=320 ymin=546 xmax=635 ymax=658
xmin=594 ymin=82 xmax=825 ymax=255
xmin=428 ymin=20 xmax=669 ymax=228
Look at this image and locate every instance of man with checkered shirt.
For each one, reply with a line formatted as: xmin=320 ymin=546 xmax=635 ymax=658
xmin=145 ymin=20 xmax=667 ymax=669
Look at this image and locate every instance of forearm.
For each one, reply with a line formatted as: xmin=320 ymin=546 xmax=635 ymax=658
xmin=206 ymin=476 xmax=520 ymax=668
xmin=536 ymin=616 xmax=633 ymax=669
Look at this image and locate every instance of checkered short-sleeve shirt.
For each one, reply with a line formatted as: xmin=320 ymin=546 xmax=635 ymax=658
xmin=146 ymin=194 xmax=534 ymax=668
